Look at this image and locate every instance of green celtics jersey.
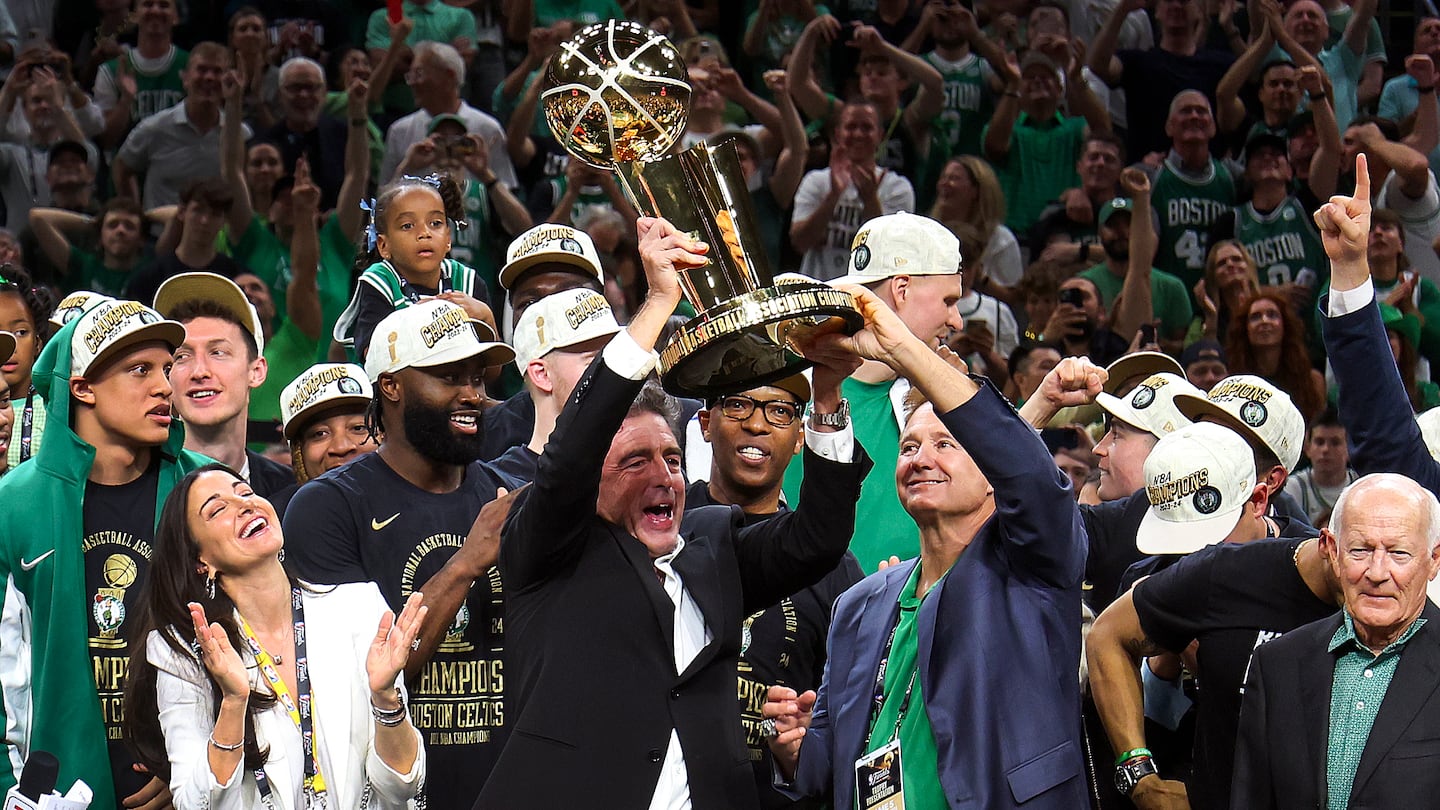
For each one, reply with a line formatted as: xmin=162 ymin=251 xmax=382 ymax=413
xmin=451 ymin=177 xmax=500 ymax=298
xmin=105 ymin=48 xmax=188 ymax=123
xmin=926 ymin=51 xmax=994 ymax=158
xmin=1152 ymin=156 xmax=1236 ymax=290
xmin=1235 ymin=197 xmax=1329 ymax=294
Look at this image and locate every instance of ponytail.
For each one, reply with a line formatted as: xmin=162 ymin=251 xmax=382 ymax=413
xmin=351 ymin=173 xmax=470 ymax=278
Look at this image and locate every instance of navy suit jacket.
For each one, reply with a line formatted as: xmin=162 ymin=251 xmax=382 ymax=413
xmin=784 ymin=382 xmax=1089 ymax=809
xmin=1323 ymin=296 xmax=1440 ymax=489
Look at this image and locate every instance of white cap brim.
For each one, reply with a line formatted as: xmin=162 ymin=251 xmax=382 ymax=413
xmin=1136 ymin=502 xmax=1245 ymax=555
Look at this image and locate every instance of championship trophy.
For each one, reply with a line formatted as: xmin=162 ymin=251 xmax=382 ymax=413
xmin=542 ymin=20 xmax=863 ymax=398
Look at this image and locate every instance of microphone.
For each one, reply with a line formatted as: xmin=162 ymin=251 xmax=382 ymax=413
xmin=5 ymin=751 xmax=58 ymax=810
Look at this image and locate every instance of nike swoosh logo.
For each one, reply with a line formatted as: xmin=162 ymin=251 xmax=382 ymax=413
xmin=19 ymin=550 xmax=54 ymax=571
xmin=371 ymin=513 xmax=401 ymax=531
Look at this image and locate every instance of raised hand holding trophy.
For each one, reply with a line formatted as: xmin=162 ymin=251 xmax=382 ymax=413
xmin=542 ymin=20 xmax=863 ymax=398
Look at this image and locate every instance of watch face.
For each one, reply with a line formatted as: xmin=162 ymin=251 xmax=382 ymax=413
xmin=1113 ymin=769 xmax=1133 ymax=795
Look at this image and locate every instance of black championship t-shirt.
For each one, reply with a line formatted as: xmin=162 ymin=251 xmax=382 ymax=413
xmin=1132 ymin=537 xmax=1337 ymax=810
xmin=684 ymin=481 xmax=864 ymax=809
xmin=282 ymin=452 xmax=519 ymax=810
xmin=83 ymin=459 xmax=160 ymax=802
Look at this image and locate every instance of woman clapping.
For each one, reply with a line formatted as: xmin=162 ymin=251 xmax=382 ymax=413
xmin=125 ymin=464 xmax=426 ymax=809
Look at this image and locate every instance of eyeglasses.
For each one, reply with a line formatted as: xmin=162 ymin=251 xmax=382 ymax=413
xmin=282 ymin=82 xmax=324 ymax=94
xmin=716 ymin=394 xmax=801 ymax=427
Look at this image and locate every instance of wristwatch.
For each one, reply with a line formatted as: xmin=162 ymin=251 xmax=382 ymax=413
xmin=808 ymin=398 xmax=850 ymax=430
xmin=1113 ymin=755 xmax=1158 ymax=796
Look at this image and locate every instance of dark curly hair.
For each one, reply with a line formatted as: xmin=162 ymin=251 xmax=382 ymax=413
xmin=352 ymin=172 xmax=469 ymax=277
xmin=0 ymin=264 xmax=57 ymax=347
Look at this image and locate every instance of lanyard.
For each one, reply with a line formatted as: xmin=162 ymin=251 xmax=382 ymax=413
xmin=396 ymin=260 xmax=453 ymax=304
xmin=19 ymin=386 xmax=35 ymax=462
xmin=868 ymin=619 xmax=922 ymax=745
xmin=239 ymin=587 xmax=328 ymax=809
xmin=877 ymin=108 xmax=903 ymax=162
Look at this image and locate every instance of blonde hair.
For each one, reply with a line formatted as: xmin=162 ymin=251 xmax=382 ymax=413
xmin=931 ymin=156 xmax=1006 ymax=253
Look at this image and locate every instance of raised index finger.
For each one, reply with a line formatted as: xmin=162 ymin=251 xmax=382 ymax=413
xmin=1353 ymin=153 xmax=1370 ymax=202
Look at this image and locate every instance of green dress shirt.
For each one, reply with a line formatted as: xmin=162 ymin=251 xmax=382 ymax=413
xmin=1326 ymin=610 xmax=1427 ymax=810
xmin=861 ymin=563 xmax=947 ymax=810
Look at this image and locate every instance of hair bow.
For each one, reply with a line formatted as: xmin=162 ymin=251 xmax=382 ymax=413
xmin=359 ymin=198 xmax=379 ymax=252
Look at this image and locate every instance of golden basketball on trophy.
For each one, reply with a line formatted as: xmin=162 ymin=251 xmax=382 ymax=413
xmin=542 ymin=20 xmax=862 ymax=398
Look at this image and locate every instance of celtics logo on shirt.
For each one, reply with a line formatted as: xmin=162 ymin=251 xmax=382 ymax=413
xmin=402 ymin=532 xmax=476 ymax=654
xmin=92 ymin=553 xmax=136 ymax=645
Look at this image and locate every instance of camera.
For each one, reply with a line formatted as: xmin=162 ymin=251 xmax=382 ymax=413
xmin=1058 ymin=287 xmax=1085 ymax=308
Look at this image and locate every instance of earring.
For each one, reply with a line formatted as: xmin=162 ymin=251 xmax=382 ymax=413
xmin=206 ymin=572 xmax=216 ymax=600
xmin=277 ymin=549 xmax=286 ymax=563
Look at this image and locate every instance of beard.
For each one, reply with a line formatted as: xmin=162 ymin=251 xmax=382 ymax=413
xmin=402 ymin=400 xmax=486 ymax=466
xmin=1102 ymin=236 xmax=1129 ymax=262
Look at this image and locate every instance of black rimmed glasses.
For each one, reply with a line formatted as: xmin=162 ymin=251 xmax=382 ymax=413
xmin=717 ymin=394 xmax=802 ymax=428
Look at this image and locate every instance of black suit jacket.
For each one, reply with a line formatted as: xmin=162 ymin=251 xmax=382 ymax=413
xmin=1232 ymin=601 xmax=1440 ymax=809
xmin=476 ymin=356 xmax=871 ymax=810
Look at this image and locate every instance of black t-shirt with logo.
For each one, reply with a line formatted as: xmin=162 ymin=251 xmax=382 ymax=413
xmin=282 ymin=452 xmax=519 ymax=810
xmin=684 ymin=481 xmax=864 ymax=809
xmin=1132 ymin=537 xmax=1337 ymax=810
xmin=83 ymin=458 xmax=160 ymax=802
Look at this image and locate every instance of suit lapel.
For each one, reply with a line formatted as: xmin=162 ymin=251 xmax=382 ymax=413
xmin=673 ymin=533 xmax=726 ymax=679
xmin=1351 ymin=607 xmax=1440 ymax=796
xmin=1297 ymin=620 xmax=1339 ymax=803
xmin=611 ymin=524 xmax=678 ymax=659
xmin=837 ymin=564 xmax=911 ymax=750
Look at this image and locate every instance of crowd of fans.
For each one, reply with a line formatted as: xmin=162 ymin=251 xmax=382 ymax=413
xmin=3 ymin=0 xmax=1440 ymax=808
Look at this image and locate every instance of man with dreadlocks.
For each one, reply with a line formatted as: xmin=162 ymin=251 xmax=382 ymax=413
xmin=283 ymin=298 xmax=522 ymax=810
xmin=333 ymin=172 xmax=497 ymax=359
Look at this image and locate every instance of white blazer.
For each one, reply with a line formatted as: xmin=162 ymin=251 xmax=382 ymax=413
xmin=149 ymin=582 xmax=425 ymax=810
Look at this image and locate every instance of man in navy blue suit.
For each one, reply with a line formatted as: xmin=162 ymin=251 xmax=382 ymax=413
xmin=762 ymin=316 xmax=1096 ymax=808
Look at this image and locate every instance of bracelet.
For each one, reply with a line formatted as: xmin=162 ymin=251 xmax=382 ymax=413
xmin=483 ymin=176 xmax=500 ymax=189
xmin=1114 ymin=747 xmax=1153 ymax=766
xmin=371 ymin=688 xmax=408 ymax=726
xmin=209 ymin=733 xmax=245 ymax=751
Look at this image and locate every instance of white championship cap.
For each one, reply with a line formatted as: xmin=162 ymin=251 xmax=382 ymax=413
xmin=500 ymin=223 xmax=604 ymax=290
xmin=1137 ymin=422 xmax=1259 ymax=555
xmin=363 ymin=299 xmax=515 ymax=382
xmin=281 ymin=363 xmax=373 ymax=440
xmin=69 ymin=299 xmax=186 ymax=378
xmin=1174 ymin=374 xmax=1305 ymax=472
xmin=1095 ymin=373 xmax=1200 ymax=440
xmin=512 ymin=287 xmax=621 ymax=370
xmin=49 ymin=290 xmax=115 ymax=330
xmin=830 ymin=212 xmax=961 ymax=286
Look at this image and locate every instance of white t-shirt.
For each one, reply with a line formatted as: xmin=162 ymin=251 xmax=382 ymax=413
xmin=955 ymin=290 xmax=1020 ymax=373
xmin=792 ymin=166 xmax=915 ymax=280
xmin=1378 ymin=169 xmax=1440 ymax=287
xmin=982 ymin=225 xmax=1024 ymax=288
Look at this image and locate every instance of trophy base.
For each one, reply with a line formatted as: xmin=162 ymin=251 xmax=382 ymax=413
xmin=658 ymin=283 xmax=864 ymax=399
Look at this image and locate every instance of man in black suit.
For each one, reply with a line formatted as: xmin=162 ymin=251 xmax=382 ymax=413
xmin=476 ymin=217 xmax=871 ymax=809
xmin=1232 ymin=472 xmax=1440 ymax=809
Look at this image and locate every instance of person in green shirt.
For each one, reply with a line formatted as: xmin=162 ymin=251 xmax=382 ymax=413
xmin=220 ymin=65 xmax=370 ymax=364
xmin=365 ymin=0 xmax=477 ymax=115
xmin=29 ymin=198 xmax=157 ymax=297
xmin=984 ymin=51 xmax=1110 ymax=235
xmin=1078 ymin=196 xmax=1194 ymax=348
xmin=1150 ymin=91 xmax=1236 ymax=294
xmin=781 ymin=212 xmax=964 ymax=573
xmin=765 ymin=296 xmax=1091 ymax=810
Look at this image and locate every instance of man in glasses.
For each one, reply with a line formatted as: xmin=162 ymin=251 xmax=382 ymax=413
xmin=262 ymin=56 xmax=349 ymax=209
xmin=689 ymin=373 xmax=863 ymax=807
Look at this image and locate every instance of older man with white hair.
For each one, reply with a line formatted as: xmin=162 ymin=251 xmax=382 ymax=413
xmin=1233 ymin=472 xmax=1440 ymax=809
xmin=380 ymin=41 xmax=515 ymax=188
xmin=262 ymin=56 xmax=349 ymax=209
